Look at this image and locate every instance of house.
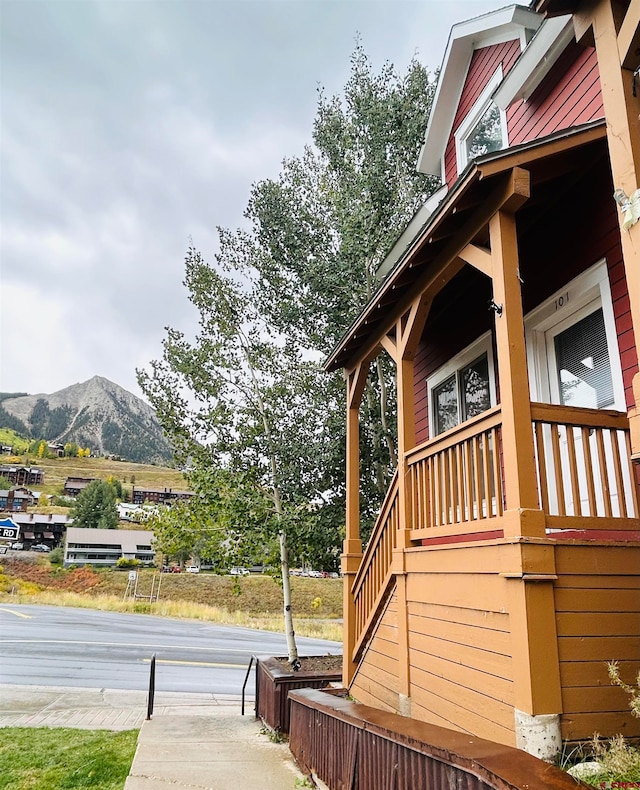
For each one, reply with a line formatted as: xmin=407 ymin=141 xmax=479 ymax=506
xmin=63 ymin=527 xmax=155 ymax=567
xmin=131 ymin=486 xmax=193 ymax=505
xmin=326 ymin=0 xmax=639 ymax=761
xmin=10 ymin=512 xmax=71 ymax=547
xmin=0 ymin=489 xmax=31 ymax=512
xmin=63 ymin=477 xmax=97 ymax=497
xmin=0 ymin=465 xmax=44 ymax=486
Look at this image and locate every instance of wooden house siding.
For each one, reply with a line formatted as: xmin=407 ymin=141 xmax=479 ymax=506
xmin=508 ymin=43 xmax=603 ymax=146
xmin=350 ymin=592 xmax=401 ymax=712
xmin=444 ymin=40 xmax=522 ymax=187
xmin=554 ymin=542 xmax=640 ymax=742
xmin=404 ymin=545 xmax=515 ymax=747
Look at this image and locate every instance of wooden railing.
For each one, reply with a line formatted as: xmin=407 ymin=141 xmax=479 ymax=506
xmin=348 ymin=402 xmax=638 ymax=662
xmin=531 ymin=402 xmax=639 ymax=527
xmin=406 ymin=405 xmax=504 ymax=538
xmin=351 ymin=472 xmax=398 ymax=658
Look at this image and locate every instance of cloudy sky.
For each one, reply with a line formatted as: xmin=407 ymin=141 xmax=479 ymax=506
xmin=1 ymin=0 xmax=502 ymax=401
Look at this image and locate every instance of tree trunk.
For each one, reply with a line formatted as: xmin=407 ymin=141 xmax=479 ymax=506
xmin=279 ymin=530 xmax=299 ymax=665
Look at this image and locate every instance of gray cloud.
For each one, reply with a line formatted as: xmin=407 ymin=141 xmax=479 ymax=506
xmin=1 ymin=0 xmax=500 ymax=399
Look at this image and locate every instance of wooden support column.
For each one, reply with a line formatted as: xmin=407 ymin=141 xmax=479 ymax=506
xmin=489 ymin=200 xmax=544 ymax=539
xmin=341 ymin=362 xmax=368 ymax=687
xmin=490 ymin=188 xmax=562 ymax=753
xmin=381 ymin=295 xmax=431 ymax=714
xmin=580 ymin=0 xmax=640 ymax=451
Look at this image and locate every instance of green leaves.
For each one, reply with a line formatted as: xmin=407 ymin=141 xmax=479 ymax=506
xmin=70 ymin=480 xmax=118 ymax=530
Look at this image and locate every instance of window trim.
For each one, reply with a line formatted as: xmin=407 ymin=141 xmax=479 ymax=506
xmin=524 ymin=260 xmax=626 ymax=411
xmin=427 ymin=331 xmax=497 ymax=438
xmin=455 ymin=67 xmax=508 ymax=172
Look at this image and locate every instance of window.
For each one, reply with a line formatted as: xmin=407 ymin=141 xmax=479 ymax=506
xmin=455 ymin=68 xmax=507 ymax=172
xmin=524 ymin=260 xmax=624 ymax=410
xmin=428 ymin=333 xmax=496 ymax=437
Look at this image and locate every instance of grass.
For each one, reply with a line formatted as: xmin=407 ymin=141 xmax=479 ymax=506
xmin=6 ymin=454 xmax=187 ymax=496
xmin=0 ymin=727 xmax=138 ymax=790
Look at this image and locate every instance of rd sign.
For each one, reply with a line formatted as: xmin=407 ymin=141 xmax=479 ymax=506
xmin=0 ymin=518 xmax=19 ymax=542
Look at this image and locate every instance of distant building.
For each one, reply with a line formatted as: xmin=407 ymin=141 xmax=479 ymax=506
xmin=64 ymin=527 xmax=155 ymax=568
xmin=63 ymin=477 xmax=97 ymax=497
xmin=0 ymin=489 xmax=31 ymax=512
xmin=10 ymin=512 xmax=71 ymax=547
xmin=132 ymin=486 xmax=193 ymax=505
xmin=0 ymin=466 xmax=44 ymax=486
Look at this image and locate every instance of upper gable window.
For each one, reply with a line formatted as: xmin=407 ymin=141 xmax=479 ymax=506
xmin=455 ymin=67 xmax=507 ymax=172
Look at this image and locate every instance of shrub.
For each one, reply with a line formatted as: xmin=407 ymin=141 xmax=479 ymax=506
xmin=116 ymin=557 xmax=140 ymax=569
xmin=49 ymin=547 xmax=64 ymax=565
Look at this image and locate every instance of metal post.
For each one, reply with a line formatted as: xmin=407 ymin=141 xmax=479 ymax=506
xmin=146 ymin=653 xmax=156 ymax=720
xmin=241 ymin=655 xmax=255 ymax=716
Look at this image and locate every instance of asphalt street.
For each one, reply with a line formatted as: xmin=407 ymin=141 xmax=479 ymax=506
xmin=0 ymin=604 xmax=342 ymax=695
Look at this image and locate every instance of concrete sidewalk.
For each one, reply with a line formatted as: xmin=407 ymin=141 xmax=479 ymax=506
xmin=0 ymin=684 xmax=308 ymax=789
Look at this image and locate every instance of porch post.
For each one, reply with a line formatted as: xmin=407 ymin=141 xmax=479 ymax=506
xmin=579 ymin=0 xmax=640 ymax=454
xmin=342 ymin=364 xmax=366 ymax=687
xmin=383 ymin=296 xmax=431 ymax=716
xmin=490 ymin=206 xmax=563 ymax=759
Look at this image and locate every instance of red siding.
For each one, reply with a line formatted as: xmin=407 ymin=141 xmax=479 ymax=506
xmin=444 ymin=39 xmax=522 ymax=187
xmin=508 ymin=42 xmax=603 ymax=146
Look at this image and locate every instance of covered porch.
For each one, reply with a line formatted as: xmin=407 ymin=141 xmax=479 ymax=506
xmin=327 ymin=122 xmax=640 ymax=755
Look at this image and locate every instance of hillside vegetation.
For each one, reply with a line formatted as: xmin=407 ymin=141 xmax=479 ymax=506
xmin=0 ymin=556 xmax=343 ymax=639
xmin=3 ymin=455 xmax=187 ymax=496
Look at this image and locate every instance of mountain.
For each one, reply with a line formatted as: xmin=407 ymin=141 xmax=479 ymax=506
xmin=0 ymin=376 xmax=173 ymax=464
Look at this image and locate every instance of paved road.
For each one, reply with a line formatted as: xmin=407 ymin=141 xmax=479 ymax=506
xmin=0 ymin=604 xmax=341 ymax=695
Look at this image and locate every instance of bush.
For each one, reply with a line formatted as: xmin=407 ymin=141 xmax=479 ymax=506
xmin=49 ymin=547 xmax=64 ymax=565
xmin=116 ymin=557 xmax=140 ymax=569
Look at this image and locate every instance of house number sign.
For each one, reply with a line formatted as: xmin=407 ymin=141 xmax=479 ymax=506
xmin=554 ymin=291 xmax=570 ymax=311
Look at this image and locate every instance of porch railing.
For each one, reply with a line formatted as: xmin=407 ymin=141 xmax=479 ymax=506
xmin=531 ymin=402 xmax=639 ymax=527
xmin=406 ymin=405 xmax=504 ymax=539
xmin=348 ymin=402 xmax=638 ymax=661
xmin=351 ymin=471 xmax=398 ymax=658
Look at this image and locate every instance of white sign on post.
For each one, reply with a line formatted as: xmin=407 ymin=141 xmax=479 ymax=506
xmin=128 ymin=570 xmax=137 ymax=581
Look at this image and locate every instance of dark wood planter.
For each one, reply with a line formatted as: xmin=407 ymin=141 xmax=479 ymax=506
xmin=255 ymin=655 xmax=342 ymax=734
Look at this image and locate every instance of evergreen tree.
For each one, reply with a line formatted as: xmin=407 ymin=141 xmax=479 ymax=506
xmin=71 ymin=480 xmax=118 ymax=530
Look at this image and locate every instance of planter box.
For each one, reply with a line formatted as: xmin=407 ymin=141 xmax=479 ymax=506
xmin=255 ymin=655 xmax=342 ymax=734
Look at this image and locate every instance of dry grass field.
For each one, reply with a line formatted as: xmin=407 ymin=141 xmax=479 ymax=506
xmin=0 ymin=555 xmax=344 ymax=641
xmin=7 ymin=455 xmax=187 ymax=496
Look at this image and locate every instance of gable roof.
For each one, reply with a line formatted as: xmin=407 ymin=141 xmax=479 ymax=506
xmin=325 ymin=119 xmax=606 ymax=373
xmin=417 ymin=4 xmax=542 ymax=177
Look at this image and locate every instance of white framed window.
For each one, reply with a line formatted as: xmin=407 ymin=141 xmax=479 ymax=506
xmin=524 ymin=260 xmax=625 ymax=411
xmin=427 ymin=332 xmax=497 ymax=437
xmin=524 ymin=261 xmax=633 ymax=519
xmin=455 ymin=67 xmax=508 ymax=172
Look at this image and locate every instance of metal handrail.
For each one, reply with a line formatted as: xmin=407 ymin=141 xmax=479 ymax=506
xmin=241 ymin=655 xmax=256 ymax=717
xmin=146 ymin=653 xmax=156 ymax=720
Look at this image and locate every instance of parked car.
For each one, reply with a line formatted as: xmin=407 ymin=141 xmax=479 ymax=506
xmin=170 ymin=565 xmax=182 ymax=573
xmin=230 ymin=567 xmax=250 ymax=576
xmin=10 ymin=542 xmax=24 ymax=550
xmin=185 ymin=566 xmax=200 ymax=574
xmin=32 ymin=544 xmax=51 ymax=553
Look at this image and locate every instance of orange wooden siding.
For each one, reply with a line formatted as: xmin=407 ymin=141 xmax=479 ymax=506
xmin=350 ymin=592 xmax=401 ymax=712
xmin=349 ymin=540 xmax=640 ymax=746
xmin=554 ymin=542 xmax=640 ymax=742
